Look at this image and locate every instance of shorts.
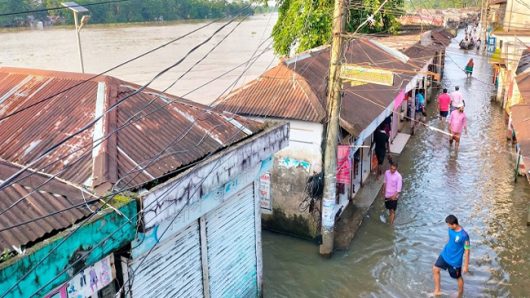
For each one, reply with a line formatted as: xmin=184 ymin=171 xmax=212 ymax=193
xmin=384 ymin=199 xmax=398 ymax=210
xmin=439 ymin=111 xmax=448 ymax=117
xmin=435 ymin=255 xmax=462 ymax=279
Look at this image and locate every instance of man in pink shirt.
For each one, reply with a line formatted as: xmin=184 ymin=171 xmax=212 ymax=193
xmin=383 ymin=162 xmax=403 ymax=225
xmin=438 ymin=88 xmax=451 ymax=121
xmin=448 ymin=106 xmax=468 ymax=149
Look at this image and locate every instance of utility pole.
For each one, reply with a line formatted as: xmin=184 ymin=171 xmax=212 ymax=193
xmin=319 ymin=0 xmax=346 ymax=258
xmin=479 ymin=0 xmax=489 ymax=54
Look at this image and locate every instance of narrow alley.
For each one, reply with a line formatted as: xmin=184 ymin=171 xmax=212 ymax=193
xmin=263 ymin=32 xmax=530 ymax=297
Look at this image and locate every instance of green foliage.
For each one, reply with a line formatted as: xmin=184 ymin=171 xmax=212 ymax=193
xmin=0 ymin=0 xmax=31 ymax=27
xmin=272 ymin=0 xmax=333 ymax=56
xmin=272 ymin=0 xmax=404 ymax=56
xmin=0 ymin=0 xmax=253 ymax=28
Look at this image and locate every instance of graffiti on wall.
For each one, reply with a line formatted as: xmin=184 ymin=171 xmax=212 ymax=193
xmin=278 ymin=157 xmax=311 ymax=172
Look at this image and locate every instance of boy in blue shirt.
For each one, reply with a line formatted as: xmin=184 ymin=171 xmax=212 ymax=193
xmin=433 ymin=215 xmax=470 ymax=296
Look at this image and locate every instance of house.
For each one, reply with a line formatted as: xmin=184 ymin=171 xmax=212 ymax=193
xmin=487 ymin=0 xmax=530 ymax=107
xmin=0 ymin=67 xmax=289 ymax=297
xmin=215 ymin=38 xmax=443 ymax=242
xmin=507 ymin=50 xmax=530 ymax=182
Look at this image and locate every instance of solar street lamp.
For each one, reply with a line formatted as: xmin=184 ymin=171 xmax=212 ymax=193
xmin=62 ymin=2 xmax=90 ymax=73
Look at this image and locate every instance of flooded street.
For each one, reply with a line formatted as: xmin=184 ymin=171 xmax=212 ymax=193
xmin=0 ymin=14 xmax=277 ymax=105
xmin=263 ymin=34 xmax=530 ymax=297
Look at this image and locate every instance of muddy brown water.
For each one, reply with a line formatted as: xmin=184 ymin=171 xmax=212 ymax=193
xmin=263 ymin=31 xmax=530 ymax=297
xmin=0 ymin=14 xmax=278 ymax=105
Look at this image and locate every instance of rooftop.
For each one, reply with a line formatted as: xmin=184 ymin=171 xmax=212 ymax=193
xmin=217 ymin=38 xmax=425 ymax=136
xmin=0 ymin=67 xmax=263 ymax=251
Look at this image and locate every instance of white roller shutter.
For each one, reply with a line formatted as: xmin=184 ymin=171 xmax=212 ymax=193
xmin=131 ymin=221 xmax=204 ymax=298
xmin=206 ymin=184 xmax=258 ymax=298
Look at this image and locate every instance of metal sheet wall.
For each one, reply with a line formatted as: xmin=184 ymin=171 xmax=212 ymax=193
xmin=131 ymin=222 xmax=204 ymax=298
xmin=206 ymin=184 xmax=258 ymax=298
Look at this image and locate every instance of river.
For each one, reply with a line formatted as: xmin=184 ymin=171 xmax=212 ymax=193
xmin=262 ymin=32 xmax=530 ymax=297
xmin=0 ymin=14 xmax=278 ymax=105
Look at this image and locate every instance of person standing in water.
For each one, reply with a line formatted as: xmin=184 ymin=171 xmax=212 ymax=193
xmin=465 ymin=59 xmax=474 ymax=77
xmin=433 ymin=215 xmax=470 ymax=296
xmin=450 ymin=86 xmax=464 ymax=112
xmin=438 ymin=88 xmax=451 ymax=121
xmin=448 ymin=106 xmax=468 ymax=150
xmin=382 ymin=162 xmax=402 ymax=225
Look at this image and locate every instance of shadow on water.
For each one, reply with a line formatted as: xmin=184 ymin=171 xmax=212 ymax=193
xmin=263 ymin=30 xmax=530 ymax=297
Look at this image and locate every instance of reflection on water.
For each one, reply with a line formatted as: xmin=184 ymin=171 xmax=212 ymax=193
xmin=263 ymin=32 xmax=530 ymax=297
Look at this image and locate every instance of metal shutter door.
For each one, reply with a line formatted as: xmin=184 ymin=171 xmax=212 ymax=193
xmin=131 ymin=221 xmax=203 ymax=298
xmin=206 ymin=184 xmax=258 ymax=298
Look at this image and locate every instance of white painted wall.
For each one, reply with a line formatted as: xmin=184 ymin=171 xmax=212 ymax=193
xmin=251 ymin=118 xmax=323 ymax=173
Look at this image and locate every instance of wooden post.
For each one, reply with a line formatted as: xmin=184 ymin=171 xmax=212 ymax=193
xmin=319 ymin=0 xmax=346 ymax=258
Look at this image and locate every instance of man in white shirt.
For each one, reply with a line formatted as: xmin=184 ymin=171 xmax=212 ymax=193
xmin=450 ymin=86 xmax=464 ymax=112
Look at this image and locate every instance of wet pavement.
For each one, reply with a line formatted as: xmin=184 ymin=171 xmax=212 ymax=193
xmin=262 ymin=32 xmax=530 ymax=297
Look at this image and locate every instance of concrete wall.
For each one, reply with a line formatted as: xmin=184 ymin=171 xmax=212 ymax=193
xmin=261 ymin=120 xmax=324 ymax=240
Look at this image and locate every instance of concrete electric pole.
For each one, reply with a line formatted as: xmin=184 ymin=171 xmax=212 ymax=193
xmin=319 ymin=0 xmax=346 ymax=258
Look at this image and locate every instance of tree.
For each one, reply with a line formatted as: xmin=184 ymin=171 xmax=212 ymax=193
xmin=272 ymin=0 xmax=404 ymax=56
xmin=0 ymin=0 xmax=31 ymax=27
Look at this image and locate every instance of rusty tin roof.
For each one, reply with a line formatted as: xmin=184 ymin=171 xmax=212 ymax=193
xmin=0 ymin=159 xmax=99 ymax=251
xmin=0 ymin=67 xmax=263 ymax=250
xmin=217 ymin=38 xmax=417 ymax=136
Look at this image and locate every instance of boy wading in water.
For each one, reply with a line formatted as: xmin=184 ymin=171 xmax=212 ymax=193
xmin=433 ymin=215 xmax=470 ymax=296
xmin=382 ymin=162 xmax=402 ymax=225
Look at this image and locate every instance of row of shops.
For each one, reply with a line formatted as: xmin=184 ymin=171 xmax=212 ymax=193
xmin=217 ymin=29 xmax=453 ymax=242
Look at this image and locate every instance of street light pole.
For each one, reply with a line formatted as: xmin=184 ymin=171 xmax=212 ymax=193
xmin=62 ymin=2 xmax=89 ymax=73
xmin=73 ymin=11 xmax=85 ymax=73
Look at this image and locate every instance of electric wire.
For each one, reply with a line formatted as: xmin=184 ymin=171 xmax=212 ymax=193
xmin=24 ymin=35 xmax=279 ymax=298
xmin=0 ymin=8 xmax=251 ymax=200
xmin=0 ymin=17 xmax=257 ymax=226
xmin=0 ymin=4 xmax=252 ymax=123
xmin=0 ymin=12 xmax=263 ymax=297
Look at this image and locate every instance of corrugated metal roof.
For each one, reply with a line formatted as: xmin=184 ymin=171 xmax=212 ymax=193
xmin=217 ymin=38 xmax=416 ymax=136
xmin=0 ymin=67 xmax=264 ymax=250
xmin=0 ymin=159 xmax=99 ymax=251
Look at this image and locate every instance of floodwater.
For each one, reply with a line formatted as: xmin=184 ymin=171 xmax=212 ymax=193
xmin=263 ymin=32 xmax=530 ymax=297
xmin=0 ymin=14 xmax=278 ymax=105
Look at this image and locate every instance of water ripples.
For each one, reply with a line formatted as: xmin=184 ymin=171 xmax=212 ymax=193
xmin=263 ymin=32 xmax=530 ymax=297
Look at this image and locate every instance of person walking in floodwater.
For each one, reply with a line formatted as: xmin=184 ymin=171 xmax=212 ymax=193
xmin=433 ymin=215 xmax=470 ymax=297
xmin=450 ymin=86 xmax=464 ymax=112
xmin=437 ymin=88 xmax=451 ymax=121
xmin=415 ymin=89 xmax=426 ymax=122
xmin=448 ymin=106 xmax=468 ymax=149
xmin=382 ymin=162 xmax=402 ymax=225
xmin=465 ymin=58 xmax=474 ymax=77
